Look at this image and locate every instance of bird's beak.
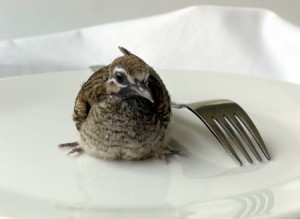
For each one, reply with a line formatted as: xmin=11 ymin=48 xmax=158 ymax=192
xmin=129 ymin=84 xmax=154 ymax=103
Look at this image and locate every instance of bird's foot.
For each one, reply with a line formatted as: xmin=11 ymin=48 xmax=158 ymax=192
xmin=158 ymin=146 xmax=186 ymax=162
xmin=67 ymin=147 xmax=84 ymax=155
xmin=58 ymin=141 xmax=79 ymax=148
xmin=58 ymin=141 xmax=83 ymax=156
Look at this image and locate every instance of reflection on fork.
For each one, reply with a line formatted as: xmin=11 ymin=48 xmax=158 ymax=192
xmin=172 ymin=99 xmax=271 ymax=166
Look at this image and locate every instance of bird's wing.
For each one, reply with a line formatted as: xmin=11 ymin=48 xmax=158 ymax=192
xmin=73 ymin=67 xmax=109 ymax=130
xmin=148 ymin=67 xmax=171 ymax=129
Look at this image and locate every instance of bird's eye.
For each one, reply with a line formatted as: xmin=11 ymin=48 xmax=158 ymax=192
xmin=114 ymin=71 xmax=127 ymax=84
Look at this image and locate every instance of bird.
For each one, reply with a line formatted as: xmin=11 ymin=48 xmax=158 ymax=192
xmin=59 ymin=47 xmax=183 ymax=160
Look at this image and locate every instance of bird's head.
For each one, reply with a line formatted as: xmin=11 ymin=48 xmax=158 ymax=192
xmin=106 ymin=48 xmax=154 ymax=103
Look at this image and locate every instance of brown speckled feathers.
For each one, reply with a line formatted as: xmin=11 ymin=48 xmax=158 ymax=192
xmin=60 ymin=47 xmax=181 ymax=160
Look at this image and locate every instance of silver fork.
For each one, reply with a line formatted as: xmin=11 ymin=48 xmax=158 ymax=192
xmin=172 ymin=99 xmax=270 ymax=166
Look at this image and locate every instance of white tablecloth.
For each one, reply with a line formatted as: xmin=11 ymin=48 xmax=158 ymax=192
xmin=1 ymin=6 xmax=300 ymax=84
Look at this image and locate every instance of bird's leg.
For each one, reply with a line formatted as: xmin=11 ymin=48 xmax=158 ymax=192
xmin=58 ymin=141 xmax=79 ymax=148
xmin=166 ymin=146 xmax=185 ymax=156
xmin=58 ymin=141 xmax=83 ymax=156
xmin=158 ymin=146 xmax=186 ymax=162
xmin=67 ymin=147 xmax=84 ymax=155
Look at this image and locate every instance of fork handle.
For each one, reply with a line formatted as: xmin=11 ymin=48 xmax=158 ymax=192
xmin=172 ymin=99 xmax=232 ymax=109
xmin=171 ymin=102 xmax=187 ymax=109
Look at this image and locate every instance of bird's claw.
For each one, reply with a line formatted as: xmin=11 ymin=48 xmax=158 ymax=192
xmin=158 ymin=146 xmax=186 ymax=163
xmin=66 ymin=147 xmax=84 ymax=155
xmin=58 ymin=141 xmax=79 ymax=148
xmin=58 ymin=141 xmax=83 ymax=155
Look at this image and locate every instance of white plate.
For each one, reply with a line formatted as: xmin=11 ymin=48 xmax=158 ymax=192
xmin=1 ymin=70 xmax=300 ymax=219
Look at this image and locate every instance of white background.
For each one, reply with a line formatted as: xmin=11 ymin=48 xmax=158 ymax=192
xmin=0 ymin=0 xmax=299 ymax=41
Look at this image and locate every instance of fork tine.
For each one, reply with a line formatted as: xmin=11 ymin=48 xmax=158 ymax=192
xmin=208 ymin=122 xmax=242 ymax=166
xmin=200 ymin=119 xmax=242 ymax=166
xmin=215 ymin=117 xmax=253 ymax=163
xmin=235 ymin=112 xmax=270 ymax=160
xmin=186 ymin=106 xmax=242 ymax=165
xmin=226 ymin=114 xmax=262 ymax=162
